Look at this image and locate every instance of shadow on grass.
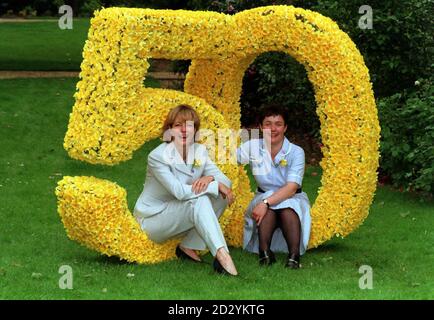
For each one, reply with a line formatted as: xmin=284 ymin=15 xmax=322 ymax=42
xmin=308 ymin=242 xmax=350 ymax=255
xmin=92 ymin=255 xmax=135 ymax=266
xmin=88 ymin=242 xmax=354 ymax=264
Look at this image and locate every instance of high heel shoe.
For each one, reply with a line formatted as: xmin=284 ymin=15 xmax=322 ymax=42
xmin=258 ymin=250 xmax=276 ymax=266
xmin=285 ymin=253 xmax=300 ymax=269
xmin=213 ymin=258 xmax=237 ymax=276
xmin=175 ymin=245 xmax=200 ymax=263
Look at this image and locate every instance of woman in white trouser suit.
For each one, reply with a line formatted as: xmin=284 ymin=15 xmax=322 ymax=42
xmin=134 ymin=105 xmax=238 ymax=276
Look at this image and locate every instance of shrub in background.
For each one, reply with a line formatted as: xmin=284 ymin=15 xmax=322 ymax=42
xmin=378 ymin=77 xmax=434 ymax=196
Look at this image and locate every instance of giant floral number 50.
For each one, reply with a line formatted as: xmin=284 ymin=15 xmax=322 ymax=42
xmin=55 ymin=6 xmax=380 ymax=264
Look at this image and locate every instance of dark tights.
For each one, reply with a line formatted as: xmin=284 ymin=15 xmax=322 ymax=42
xmin=257 ymin=208 xmax=301 ymax=256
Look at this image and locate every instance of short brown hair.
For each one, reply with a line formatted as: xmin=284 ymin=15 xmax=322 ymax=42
xmin=258 ymin=103 xmax=289 ymax=126
xmin=162 ymin=104 xmax=201 ymax=142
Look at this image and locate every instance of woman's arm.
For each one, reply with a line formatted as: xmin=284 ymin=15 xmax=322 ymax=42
xmin=265 ymin=146 xmax=305 ymax=206
xmin=148 ymin=151 xmax=219 ymax=201
xmin=202 ymin=158 xmax=232 ymax=189
xmin=252 ymin=182 xmax=299 ymax=225
xmin=264 ymin=182 xmax=300 ymax=207
xmin=202 ymin=147 xmax=232 ymax=188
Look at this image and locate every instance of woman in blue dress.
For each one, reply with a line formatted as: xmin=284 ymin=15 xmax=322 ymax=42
xmin=237 ymin=104 xmax=311 ymax=269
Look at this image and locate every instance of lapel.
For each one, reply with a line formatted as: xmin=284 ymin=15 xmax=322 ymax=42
xmin=191 ymin=144 xmax=207 ymax=181
xmin=163 ymin=142 xmax=208 ymax=180
xmin=165 ymin=141 xmax=193 ymax=177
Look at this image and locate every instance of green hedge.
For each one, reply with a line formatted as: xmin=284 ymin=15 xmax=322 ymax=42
xmin=0 ymin=1 xmax=198 ymax=17
xmin=240 ymin=52 xmax=318 ymax=136
xmin=378 ymin=77 xmax=434 ymax=196
xmin=311 ymin=0 xmax=433 ymax=98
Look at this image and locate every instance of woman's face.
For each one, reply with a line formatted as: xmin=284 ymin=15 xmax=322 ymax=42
xmin=260 ymin=114 xmax=287 ymax=145
xmin=171 ymin=115 xmax=196 ymax=147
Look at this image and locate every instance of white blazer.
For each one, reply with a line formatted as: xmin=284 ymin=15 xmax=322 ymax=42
xmin=133 ymin=141 xmax=232 ymax=219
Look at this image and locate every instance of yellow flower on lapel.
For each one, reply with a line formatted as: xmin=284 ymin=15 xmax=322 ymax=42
xmin=279 ymin=159 xmax=288 ymax=167
xmin=193 ymin=159 xmax=202 ymax=168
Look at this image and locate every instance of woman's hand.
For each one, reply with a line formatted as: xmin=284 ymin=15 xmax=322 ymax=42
xmin=252 ymin=202 xmax=268 ymax=226
xmin=192 ymin=176 xmax=214 ymax=194
xmin=218 ymin=182 xmax=234 ymax=206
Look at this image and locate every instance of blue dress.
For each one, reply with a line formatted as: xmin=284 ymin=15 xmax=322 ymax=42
xmin=237 ymin=137 xmax=311 ymax=255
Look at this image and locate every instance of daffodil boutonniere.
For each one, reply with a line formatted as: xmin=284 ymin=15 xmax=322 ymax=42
xmin=279 ymin=159 xmax=288 ymax=167
xmin=193 ymin=159 xmax=202 ymax=168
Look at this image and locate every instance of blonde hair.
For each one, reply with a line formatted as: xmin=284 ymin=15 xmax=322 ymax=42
xmin=162 ymin=105 xmax=201 ymax=142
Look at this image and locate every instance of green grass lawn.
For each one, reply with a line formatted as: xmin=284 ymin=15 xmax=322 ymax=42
xmin=0 ymin=78 xmax=433 ymax=299
xmin=0 ymin=19 xmax=90 ymax=70
xmin=0 ymin=19 xmax=166 ymax=71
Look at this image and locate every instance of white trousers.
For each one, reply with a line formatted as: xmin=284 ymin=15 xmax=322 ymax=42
xmin=137 ymin=194 xmax=228 ymax=256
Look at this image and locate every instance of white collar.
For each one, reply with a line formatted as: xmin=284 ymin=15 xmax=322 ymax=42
xmin=260 ymin=137 xmax=292 ymax=157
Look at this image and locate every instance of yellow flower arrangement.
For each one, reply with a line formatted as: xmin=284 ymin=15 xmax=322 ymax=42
xmin=56 ymin=5 xmax=380 ymax=264
xmin=279 ymin=159 xmax=288 ymax=167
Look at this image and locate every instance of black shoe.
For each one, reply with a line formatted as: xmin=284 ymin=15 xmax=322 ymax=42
xmin=213 ymin=258 xmax=237 ymax=276
xmin=285 ymin=253 xmax=300 ymax=269
xmin=259 ymin=250 xmax=276 ymax=266
xmin=175 ymin=245 xmax=200 ymax=263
